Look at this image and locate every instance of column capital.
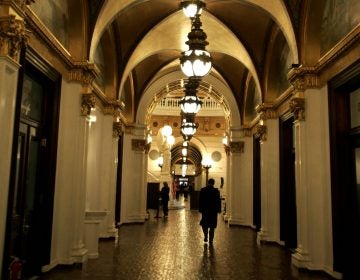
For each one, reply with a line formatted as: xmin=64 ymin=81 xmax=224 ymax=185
xmin=254 ymin=123 xmax=267 ymax=142
xmin=0 ymin=15 xmax=29 ymax=61
xmin=80 ymin=93 xmax=96 ymax=116
xmin=113 ymin=121 xmax=123 ymax=139
xmin=68 ymin=62 xmax=99 ymax=90
xmin=288 ymin=65 xmax=320 ymax=93
xmin=289 ymin=97 xmax=305 ymax=121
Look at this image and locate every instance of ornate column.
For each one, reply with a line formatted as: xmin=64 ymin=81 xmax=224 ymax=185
xmin=97 ymin=105 xmax=122 ymax=238
xmin=226 ymin=127 xmax=242 ymax=225
xmin=0 ymin=4 xmax=28 ymax=276
xmin=288 ymin=66 xmax=336 ymax=276
xmin=255 ymin=104 xmax=280 ymax=243
xmin=223 ymin=141 xmax=231 ymax=221
xmin=67 ymin=64 xmax=98 ymax=262
xmin=120 ymin=124 xmax=148 ymax=223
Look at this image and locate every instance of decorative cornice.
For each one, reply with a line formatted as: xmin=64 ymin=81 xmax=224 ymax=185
xmin=289 ymin=97 xmax=305 ymax=121
xmin=81 ymin=93 xmax=96 ymax=116
xmin=113 ymin=121 xmax=123 ymax=138
xmin=0 ymin=15 xmax=29 ymax=60
xmin=68 ymin=62 xmax=99 ymax=86
xmin=255 ymin=103 xmax=277 ymax=120
xmin=287 ymin=66 xmax=320 ymax=92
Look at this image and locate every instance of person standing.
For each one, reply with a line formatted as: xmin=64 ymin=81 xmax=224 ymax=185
xmin=160 ymin=182 xmax=170 ymax=217
xmin=199 ymin=178 xmax=221 ymax=244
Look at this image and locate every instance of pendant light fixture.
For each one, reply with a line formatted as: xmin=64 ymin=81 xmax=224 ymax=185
xmin=181 ymin=0 xmax=205 ymax=19
xmin=179 ymin=77 xmax=202 ymax=114
xmin=180 ymin=14 xmax=212 ymax=78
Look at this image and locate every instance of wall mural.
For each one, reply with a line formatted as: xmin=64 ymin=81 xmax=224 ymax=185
xmin=30 ymin=0 xmax=69 ymax=49
xmin=94 ymin=43 xmax=105 ymax=90
xmin=245 ymin=78 xmax=260 ymax=123
xmin=278 ymin=43 xmax=291 ymax=96
xmin=321 ymin=0 xmax=360 ymax=55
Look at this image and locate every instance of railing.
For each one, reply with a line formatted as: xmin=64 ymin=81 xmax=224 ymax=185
xmin=158 ymin=97 xmax=220 ymax=110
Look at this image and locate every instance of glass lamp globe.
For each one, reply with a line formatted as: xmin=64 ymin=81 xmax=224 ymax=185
xmin=181 ymin=0 xmax=205 ymax=18
xmin=180 ymin=95 xmax=202 ymax=114
xmin=180 ymin=49 xmax=212 ymax=77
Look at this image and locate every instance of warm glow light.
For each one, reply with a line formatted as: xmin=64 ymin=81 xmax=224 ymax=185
xmin=181 ymin=0 xmax=204 ymax=18
xmin=161 ymin=125 xmax=172 ymax=137
xmin=167 ymin=135 xmax=175 ymax=146
xmin=222 ymin=136 xmax=228 ymax=145
xmin=182 ymin=148 xmax=188 ymax=156
xmin=182 ymin=3 xmax=203 ymax=18
xmin=202 ymin=156 xmax=212 ymax=168
xmin=158 ymin=155 xmax=164 ymax=168
xmin=180 ymin=49 xmax=212 ymax=77
xmin=180 ymin=95 xmax=202 ymax=114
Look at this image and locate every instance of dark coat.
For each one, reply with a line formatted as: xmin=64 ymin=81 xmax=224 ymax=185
xmin=199 ymin=185 xmax=221 ymax=228
xmin=160 ymin=185 xmax=170 ymax=203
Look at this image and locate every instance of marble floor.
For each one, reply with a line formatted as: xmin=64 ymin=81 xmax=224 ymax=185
xmin=39 ymin=204 xmax=335 ymax=280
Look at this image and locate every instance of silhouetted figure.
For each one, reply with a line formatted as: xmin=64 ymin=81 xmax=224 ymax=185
xmin=160 ymin=182 xmax=170 ymax=217
xmin=199 ymin=178 xmax=221 ymax=244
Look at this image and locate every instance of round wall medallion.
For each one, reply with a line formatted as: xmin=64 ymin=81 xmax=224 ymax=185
xmin=211 ymin=151 xmax=222 ymax=162
xmin=149 ymin=149 xmax=160 ymax=160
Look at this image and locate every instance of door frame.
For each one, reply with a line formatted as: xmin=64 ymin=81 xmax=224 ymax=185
xmin=3 ymin=47 xmax=61 ymax=278
xmin=328 ymin=61 xmax=360 ymax=276
xmin=279 ymin=114 xmax=297 ymax=249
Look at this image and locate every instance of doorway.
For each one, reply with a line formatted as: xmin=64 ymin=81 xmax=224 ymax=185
xmin=279 ymin=116 xmax=297 ymax=249
xmin=4 ymin=49 xmax=60 ymax=279
xmin=253 ymin=136 xmax=261 ymax=231
xmin=328 ymin=63 xmax=360 ymax=277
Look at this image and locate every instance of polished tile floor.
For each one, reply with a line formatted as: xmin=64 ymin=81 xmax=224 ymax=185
xmin=40 ymin=203 xmax=335 ymax=280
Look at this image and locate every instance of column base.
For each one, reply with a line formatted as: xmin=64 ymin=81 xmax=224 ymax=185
xmin=71 ymin=244 xmax=88 ymax=263
xmin=257 ymin=228 xmax=270 ymax=244
xmin=291 ymin=246 xmax=311 ymax=268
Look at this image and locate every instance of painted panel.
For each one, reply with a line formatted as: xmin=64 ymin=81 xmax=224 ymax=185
xmin=30 ymin=0 xmax=69 ymax=48
xmin=321 ymin=0 xmax=360 ymax=55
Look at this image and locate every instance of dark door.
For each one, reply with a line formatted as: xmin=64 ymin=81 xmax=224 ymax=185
xmin=115 ymin=133 xmax=123 ymax=227
xmin=329 ymin=64 xmax=360 ymax=278
xmin=147 ymin=182 xmax=160 ymax=210
xmin=253 ymin=136 xmax=261 ymax=231
xmin=4 ymin=51 xmax=60 ymax=279
xmin=279 ymin=117 xmax=297 ymax=249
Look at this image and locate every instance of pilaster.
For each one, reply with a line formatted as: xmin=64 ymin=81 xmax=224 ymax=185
xmin=0 ymin=5 xmax=28 ymax=276
xmin=121 ymin=124 xmax=148 ymax=224
xmin=255 ymin=104 xmax=280 ymax=244
xmin=288 ymin=66 xmax=335 ymax=275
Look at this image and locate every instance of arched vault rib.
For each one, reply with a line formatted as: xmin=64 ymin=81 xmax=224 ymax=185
xmin=118 ymin=10 xmax=262 ymax=104
xmin=90 ymin=0 xmax=298 ymax=67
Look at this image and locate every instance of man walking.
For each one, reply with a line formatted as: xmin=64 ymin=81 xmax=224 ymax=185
xmin=199 ymin=178 xmax=222 ymax=244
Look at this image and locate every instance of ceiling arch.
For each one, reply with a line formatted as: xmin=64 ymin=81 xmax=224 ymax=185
xmin=136 ymin=70 xmax=241 ymax=128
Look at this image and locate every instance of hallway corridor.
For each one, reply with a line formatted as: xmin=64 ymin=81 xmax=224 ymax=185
xmin=39 ymin=206 xmax=334 ymax=280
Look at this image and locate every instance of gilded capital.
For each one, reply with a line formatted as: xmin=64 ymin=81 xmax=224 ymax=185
xmin=289 ymin=97 xmax=305 ymax=121
xmin=288 ymin=65 xmax=319 ymax=94
xmin=81 ymin=94 xmax=96 ymax=116
xmin=0 ymin=15 xmax=29 ymax=60
xmin=68 ymin=62 xmax=99 ymax=87
xmin=113 ymin=121 xmax=123 ymax=138
xmin=254 ymin=124 xmax=267 ymax=142
xmin=229 ymin=141 xmax=244 ymax=153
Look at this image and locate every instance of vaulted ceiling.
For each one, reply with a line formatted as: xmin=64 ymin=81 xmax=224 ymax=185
xmin=88 ymin=0 xmax=301 ymax=127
